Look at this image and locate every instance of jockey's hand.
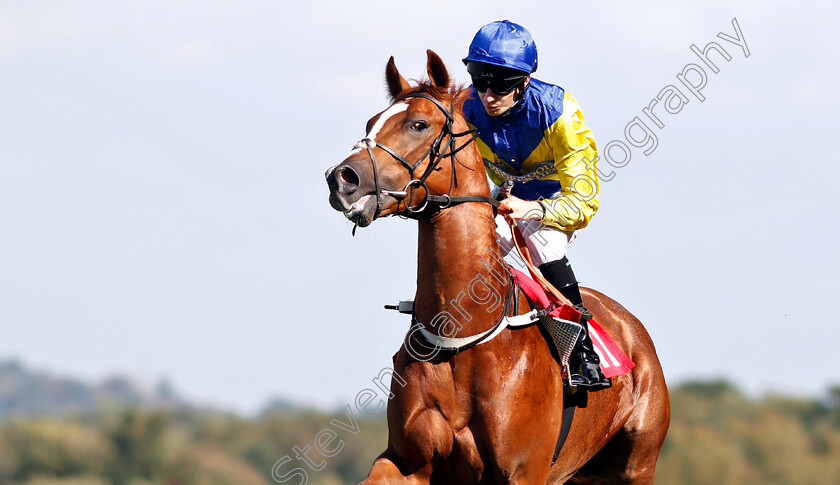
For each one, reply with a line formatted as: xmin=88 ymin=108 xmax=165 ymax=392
xmin=498 ymin=195 xmax=544 ymax=221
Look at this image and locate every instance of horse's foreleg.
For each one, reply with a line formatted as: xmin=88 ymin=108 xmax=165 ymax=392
xmin=507 ymin=468 xmax=554 ymax=485
xmin=360 ymin=452 xmax=430 ymax=485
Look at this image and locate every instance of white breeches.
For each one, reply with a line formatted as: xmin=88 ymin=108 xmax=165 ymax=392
xmin=495 ymin=216 xmax=577 ymax=267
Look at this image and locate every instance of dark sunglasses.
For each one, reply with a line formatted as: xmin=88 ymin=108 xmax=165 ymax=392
xmin=466 ymin=62 xmax=527 ymax=95
xmin=470 ymin=76 xmax=523 ymax=95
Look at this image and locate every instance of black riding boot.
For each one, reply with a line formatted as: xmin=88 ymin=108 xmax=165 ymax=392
xmin=538 ymin=257 xmax=611 ymax=391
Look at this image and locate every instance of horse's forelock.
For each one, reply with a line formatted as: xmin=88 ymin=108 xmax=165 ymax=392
xmin=396 ymin=81 xmax=472 ymax=119
xmin=452 ymin=84 xmax=473 ymax=113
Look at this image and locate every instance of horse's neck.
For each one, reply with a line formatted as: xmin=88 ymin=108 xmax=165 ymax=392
xmin=414 ymin=203 xmax=510 ymax=336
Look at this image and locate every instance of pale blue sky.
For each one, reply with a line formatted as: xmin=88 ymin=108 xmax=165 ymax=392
xmin=1 ymin=0 xmax=838 ymax=413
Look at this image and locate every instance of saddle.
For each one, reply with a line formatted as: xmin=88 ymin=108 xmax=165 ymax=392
xmin=385 ymin=269 xmax=633 ymax=382
xmin=512 ymin=268 xmax=635 ymax=380
xmin=505 ymin=218 xmax=634 ymax=381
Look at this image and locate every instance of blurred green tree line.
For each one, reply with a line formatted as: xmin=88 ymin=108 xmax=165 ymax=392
xmin=0 ymin=380 xmax=838 ymax=485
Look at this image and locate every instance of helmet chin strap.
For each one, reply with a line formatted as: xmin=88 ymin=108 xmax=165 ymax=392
xmin=500 ymin=77 xmax=530 ymax=118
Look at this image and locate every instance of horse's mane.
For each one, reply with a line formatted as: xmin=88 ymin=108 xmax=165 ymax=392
xmin=390 ymin=80 xmax=472 ymax=115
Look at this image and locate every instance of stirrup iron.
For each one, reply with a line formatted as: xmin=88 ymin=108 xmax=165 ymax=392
xmin=538 ymin=315 xmax=583 ymax=386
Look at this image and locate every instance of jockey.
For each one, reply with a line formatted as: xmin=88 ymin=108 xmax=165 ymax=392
xmin=462 ymin=20 xmax=610 ymax=390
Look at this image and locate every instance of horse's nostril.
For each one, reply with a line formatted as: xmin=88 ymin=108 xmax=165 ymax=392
xmin=338 ymin=166 xmax=360 ymax=189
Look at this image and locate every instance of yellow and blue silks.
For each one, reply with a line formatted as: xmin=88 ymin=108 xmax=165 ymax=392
xmin=463 ymin=78 xmax=599 ymax=231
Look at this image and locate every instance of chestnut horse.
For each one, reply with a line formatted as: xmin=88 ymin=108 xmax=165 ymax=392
xmin=325 ymin=50 xmax=669 ymax=484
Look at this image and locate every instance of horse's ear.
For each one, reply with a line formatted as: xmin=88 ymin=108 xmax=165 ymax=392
xmin=426 ymin=50 xmax=451 ymax=89
xmin=386 ymin=56 xmax=411 ymax=100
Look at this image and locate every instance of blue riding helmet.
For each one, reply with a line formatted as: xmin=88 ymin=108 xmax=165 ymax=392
xmin=462 ymin=20 xmax=538 ymax=74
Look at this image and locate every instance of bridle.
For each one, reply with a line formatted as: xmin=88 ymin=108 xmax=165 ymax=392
xmin=353 ymin=92 xmax=499 ymax=221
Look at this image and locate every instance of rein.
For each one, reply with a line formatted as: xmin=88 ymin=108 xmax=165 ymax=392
xmin=407 ymin=218 xmax=578 ymax=354
xmin=506 ymin=217 xmax=575 ymax=309
xmin=354 ymin=92 xmax=498 ymax=220
xmin=365 ymin=92 xmax=575 ymax=349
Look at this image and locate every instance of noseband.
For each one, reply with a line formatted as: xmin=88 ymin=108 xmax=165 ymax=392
xmin=354 ymin=92 xmax=499 ymax=219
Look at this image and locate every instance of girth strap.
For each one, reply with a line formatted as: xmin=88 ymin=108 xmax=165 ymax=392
xmin=416 ymin=310 xmax=539 ymax=352
xmin=410 ymin=268 xmax=525 ymax=354
xmin=552 ymin=402 xmax=576 ymax=464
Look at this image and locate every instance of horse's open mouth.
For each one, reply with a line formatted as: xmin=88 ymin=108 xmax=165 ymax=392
xmin=343 ymin=193 xmax=377 ymax=227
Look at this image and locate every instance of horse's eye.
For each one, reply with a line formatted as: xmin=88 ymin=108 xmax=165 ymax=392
xmin=410 ymin=121 xmax=428 ymax=132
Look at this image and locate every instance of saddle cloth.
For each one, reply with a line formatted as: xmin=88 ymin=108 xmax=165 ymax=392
xmin=511 ymin=268 xmax=635 ymax=378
